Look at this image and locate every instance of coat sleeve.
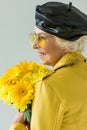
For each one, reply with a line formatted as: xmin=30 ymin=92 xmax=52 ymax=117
xmin=31 ymin=81 xmax=65 ymax=130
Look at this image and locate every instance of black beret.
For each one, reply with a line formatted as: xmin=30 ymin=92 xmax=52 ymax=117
xmin=35 ymin=2 xmax=87 ymax=41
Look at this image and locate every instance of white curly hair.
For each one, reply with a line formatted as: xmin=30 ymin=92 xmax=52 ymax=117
xmin=55 ymin=35 xmax=87 ymax=53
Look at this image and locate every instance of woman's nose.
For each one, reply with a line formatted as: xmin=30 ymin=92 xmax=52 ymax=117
xmin=32 ymin=39 xmax=39 ymax=49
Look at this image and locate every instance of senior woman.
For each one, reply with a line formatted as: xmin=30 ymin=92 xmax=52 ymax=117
xmin=10 ymin=2 xmax=87 ymax=130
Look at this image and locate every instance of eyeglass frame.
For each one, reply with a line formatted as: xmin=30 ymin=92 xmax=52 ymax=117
xmin=29 ymin=32 xmax=54 ymax=47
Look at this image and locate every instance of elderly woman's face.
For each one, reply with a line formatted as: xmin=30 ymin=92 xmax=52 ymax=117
xmin=32 ymin=27 xmax=66 ymax=66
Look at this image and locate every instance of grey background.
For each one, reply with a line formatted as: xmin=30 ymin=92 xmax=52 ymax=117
xmin=0 ymin=0 xmax=87 ymax=130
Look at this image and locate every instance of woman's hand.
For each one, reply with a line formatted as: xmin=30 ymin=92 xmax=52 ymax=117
xmin=11 ymin=112 xmax=30 ymax=130
xmin=12 ymin=112 xmax=24 ymax=124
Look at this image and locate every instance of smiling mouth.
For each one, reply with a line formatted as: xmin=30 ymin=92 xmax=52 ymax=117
xmin=38 ymin=52 xmax=46 ymax=55
xmin=38 ymin=52 xmax=46 ymax=58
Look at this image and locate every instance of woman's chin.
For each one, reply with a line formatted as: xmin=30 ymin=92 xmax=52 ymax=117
xmin=40 ymin=60 xmax=51 ymax=66
xmin=40 ymin=60 xmax=46 ymax=65
xmin=39 ymin=59 xmax=47 ymax=65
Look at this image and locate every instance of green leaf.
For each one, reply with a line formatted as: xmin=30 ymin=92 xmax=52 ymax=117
xmin=24 ymin=108 xmax=31 ymax=123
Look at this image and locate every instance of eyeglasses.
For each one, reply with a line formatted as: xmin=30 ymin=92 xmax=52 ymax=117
xmin=29 ymin=33 xmax=54 ymax=48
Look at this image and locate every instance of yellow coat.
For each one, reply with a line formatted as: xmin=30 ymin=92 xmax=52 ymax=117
xmin=31 ymin=52 xmax=87 ymax=130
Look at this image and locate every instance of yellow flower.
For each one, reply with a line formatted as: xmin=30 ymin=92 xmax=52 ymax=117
xmin=0 ymin=66 xmax=20 ymax=85
xmin=11 ymin=81 xmax=34 ymax=112
xmin=17 ymin=61 xmax=39 ymax=73
xmin=0 ymin=85 xmax=12 ymax=105
xmin=0 ymin=61 xmax=50 ymax=113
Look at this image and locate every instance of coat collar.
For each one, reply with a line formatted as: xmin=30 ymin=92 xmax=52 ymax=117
xmin=53 ymin=52 xmax=85 ymax=71
xmin=38 ymin=52 xmax=86 ymax=81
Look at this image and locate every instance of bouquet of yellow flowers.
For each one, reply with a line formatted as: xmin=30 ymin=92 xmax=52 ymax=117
xmin=0 ymin=61 xmax=50 ymax=123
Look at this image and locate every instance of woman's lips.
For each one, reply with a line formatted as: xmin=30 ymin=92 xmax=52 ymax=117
xmin=38 ymin=52 xmax=46 ymax=57
xmin=38 ymin=52 xmax=46 ymax=55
